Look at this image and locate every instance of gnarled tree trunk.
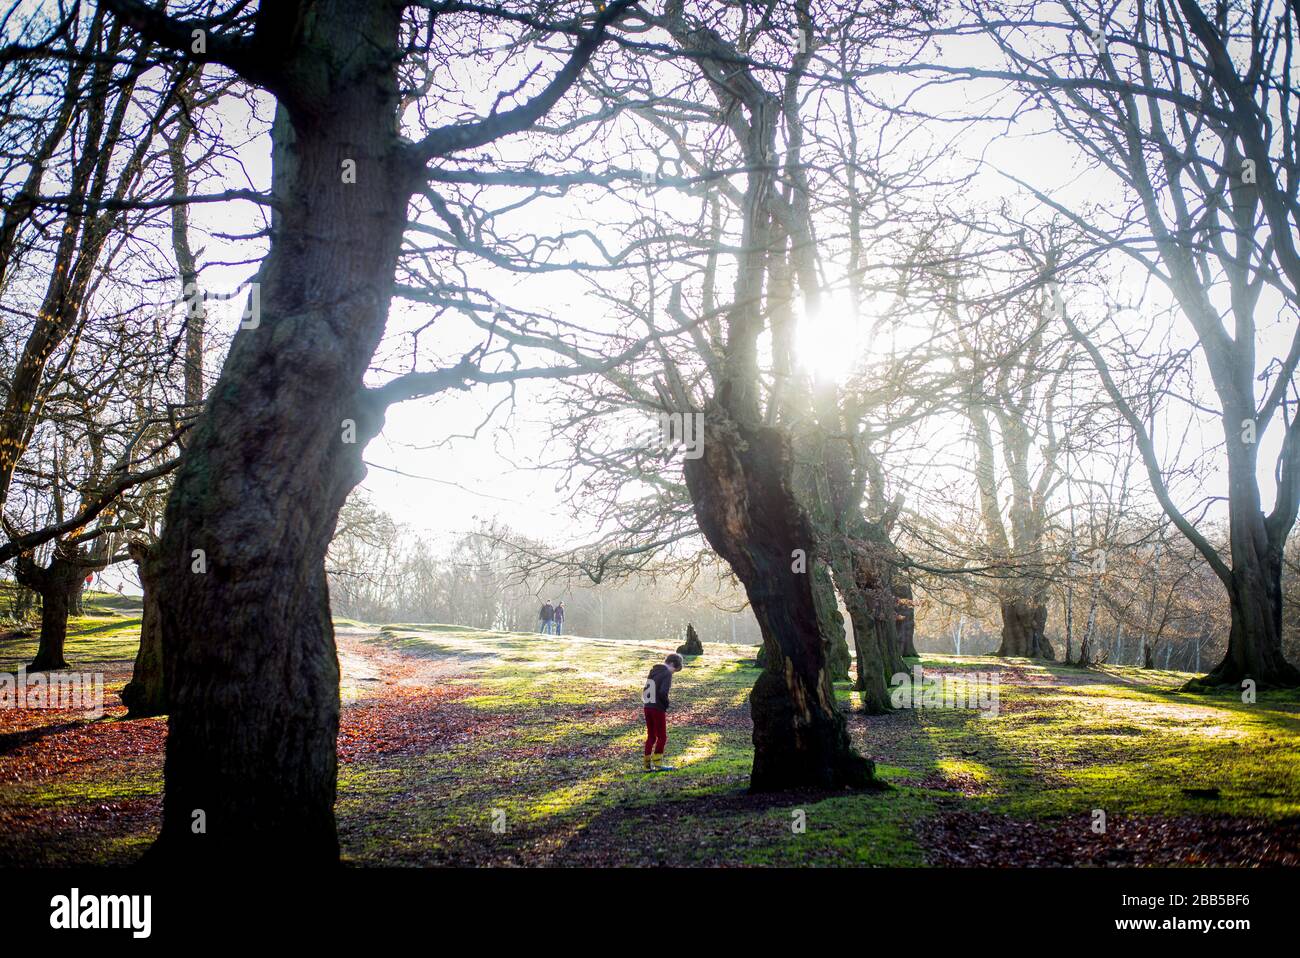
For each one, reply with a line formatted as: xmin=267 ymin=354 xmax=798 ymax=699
xmin=804 ymin=425 xmax=905 ymax=713
xmin=789 ymin=418 xmax=854 ymax=686
xmin=812 ymin=559 xmax=851 ymax=682
xmin=828 ymin=547 xmax=892 ymax=713
xmin=15 ymin=546 xmax=86 ymax=672
xmin=146 ymin=3 xmax=414 ymax=864
xmin=832 ymin=533 xmax=908 ymax=713
xmin=685 ymin=416 xmax=877 ymax=792
xmin=996 ymin=594 xmax=1054 ymax=660
xmin=1198 ymin=536 xmax=1300 ymax=688
xmin=121 ymin=540 xmax=165 ymax=717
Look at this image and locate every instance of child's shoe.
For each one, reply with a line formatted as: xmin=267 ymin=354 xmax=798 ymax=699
xmin=652 ymin=752 xmax=675 ymax=771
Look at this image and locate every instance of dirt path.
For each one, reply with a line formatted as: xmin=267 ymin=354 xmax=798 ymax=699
xmin=337 ymin=627 xmax=475 ymax=693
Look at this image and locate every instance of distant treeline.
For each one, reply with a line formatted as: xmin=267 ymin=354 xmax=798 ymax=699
xmin=326 ymin=494 xmax=764 ymax=647
xmin=327 ymin=495 xmax=1300 ymax=672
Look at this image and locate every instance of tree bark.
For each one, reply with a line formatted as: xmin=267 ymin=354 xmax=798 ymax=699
xmin=121 ymin=540 xmax=166 ymax=717
xmin=684 ymin=416 xmax=878 ymax=792
xmin=801 ymin=424 xmax=904 ymax=713
xmin=812 ymin=559 xmax=851 ymax=682
xmin=1191 ymin=432 xmax=1300 ymax=686
xmin=827 ymin=547 xmax=892 ymax=713
xmin=32 ymin=587 xmax=73 ymax=672
xmin=831 ymin=530 xmax=908 ymax=713
xmin=146 ymin=2 xmax=415 ymax=864
xmin=1064 ymin=584 xmax=1074 ymax=664
xmin=996 ymin=594 xmax=1055 ymax=660
xmin=1195 ymin=538 xmax=1300 ymax=688
xmin=15 ymin=547 xmax=86 ymax=672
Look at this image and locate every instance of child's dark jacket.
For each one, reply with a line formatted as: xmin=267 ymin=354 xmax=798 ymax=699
xmin=646 ymin=663 xmax=673 ymax=711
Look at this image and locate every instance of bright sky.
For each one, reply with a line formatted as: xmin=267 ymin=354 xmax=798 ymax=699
xmin=113 ymin=7 xmax=1296 ymax=582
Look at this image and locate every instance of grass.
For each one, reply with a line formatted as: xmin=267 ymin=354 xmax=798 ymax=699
xmin=333 ymin=626 xmax=1300 ymax=865
xmin=3 ymin=614 xmax=1300 ymax=866
xmin=889 ymin=655 xmax=1300 ymax=819
xmin=0 ymin=593 xmax=143 ymax=667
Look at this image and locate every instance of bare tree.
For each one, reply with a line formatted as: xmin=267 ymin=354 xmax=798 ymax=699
xmin=80 ymin=0 xmax=638 ymax=862
xmin=942 ymin=0 xmax=1300 ymax=686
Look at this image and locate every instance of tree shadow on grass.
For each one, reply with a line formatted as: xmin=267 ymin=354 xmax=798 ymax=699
xmin=69 ymin=617 xmax=142 ymax=637
xmin=0 ymin=720 xmax=84 ymax=757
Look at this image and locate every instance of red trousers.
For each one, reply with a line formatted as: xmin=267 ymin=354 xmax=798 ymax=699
xmin=643 ymin=706 xmax=667 ymax=755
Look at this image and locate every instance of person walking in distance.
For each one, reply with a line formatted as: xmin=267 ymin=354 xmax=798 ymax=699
xmin=538 ymin=600 xmax=554 ymax=634
xmin=553 ymin=602 xmax=565 ymax=636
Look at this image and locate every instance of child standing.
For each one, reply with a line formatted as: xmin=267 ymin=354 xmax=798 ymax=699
xmin=641 ymin=653 xmax=684 ymax=772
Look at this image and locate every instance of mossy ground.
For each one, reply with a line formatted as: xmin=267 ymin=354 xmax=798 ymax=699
xmin=0 ymin=589 xmax=144 ymax=664
xmin=2 ymin=609 xmax=1298 ymax=865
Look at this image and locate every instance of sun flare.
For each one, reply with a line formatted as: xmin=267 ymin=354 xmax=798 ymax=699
xmin=795 ymin=292 xmax=864 ymax=384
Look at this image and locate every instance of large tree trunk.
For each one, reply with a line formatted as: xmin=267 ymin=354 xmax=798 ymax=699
xmin=996 ymin=594 xmax=1055 ymax=660
xmin=812 ymin=559 xmax=851 ymax=682
xmin=1180 ymin=399 xmax=1300 ymax=688
xmin=832 ymin=538 xmax=904 ymax=712
xmin=15 ymin=548 xmax=85 ymax=672
xmin=824 ymin=520 xmax=909 ymax=714
xmin=146 ymin=3 xmax=413 ymax=864
xmin=1195 ymin=537 xmax=1300 ymax=688
xmin=827 ymin=548 xmax=892 ymax=713
xmin=791 ymin=417 xmax=890 ymax=703
xmin=31 ymin=587 xmax=73 ymax=672
xmin=684 ymin=416 xmax=877 ymax=792
xmin=121 ymin=541 xmax=165 ymax=717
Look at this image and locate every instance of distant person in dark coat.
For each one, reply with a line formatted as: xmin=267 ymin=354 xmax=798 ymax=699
xmin=553 ymin=602 xmax=565 ymax=635
xmin=538 ymin=601 xmax=554 ymax=634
